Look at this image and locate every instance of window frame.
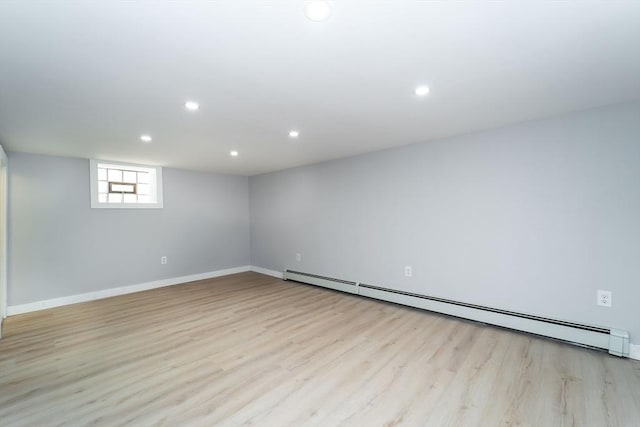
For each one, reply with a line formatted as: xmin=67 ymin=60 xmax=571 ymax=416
xmin=89 ymin=159 xmax=164 ymax=209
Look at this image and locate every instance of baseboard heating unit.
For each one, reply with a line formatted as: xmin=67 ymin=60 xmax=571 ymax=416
xmin=283 ymin=269 xmax=630 ymax=358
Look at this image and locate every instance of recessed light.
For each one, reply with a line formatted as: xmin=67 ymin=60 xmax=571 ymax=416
xmin=289 ymin=130 xmax=300 ymax=138
xmin=185 ymin=101 xmax=199 ymax=111
xmin=304 ymin=1 xmax=331 ymax=22
xmin=414 ymin=85 xmax=430 ymax=97
xmin=230 ymin=150 xmax=239 ymax=157
xmin=140 ymin=135 xmax=152 ymax=143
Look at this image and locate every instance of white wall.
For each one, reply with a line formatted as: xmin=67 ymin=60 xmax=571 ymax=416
xmin=249 ymin=102 xmax=640 ymax=345
xmin=8 ymin=152 xmax=249 ymax=305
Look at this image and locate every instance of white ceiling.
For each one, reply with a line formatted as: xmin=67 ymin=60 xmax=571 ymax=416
xmin=1 ymin=1 xmax=639 ymax=176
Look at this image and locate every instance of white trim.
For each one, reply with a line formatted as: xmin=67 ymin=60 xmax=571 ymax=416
xmin=89 ymin=159 xmax=164 ymax=209
xmin=0 ymin=144 xmax=7 ymax=328
xmin=630 ymin=344 xmax=640 ymax=361
xmin=250 ymin=266 xmax=284 ymax=279
xmin=7 ymin=266 xmax=250 ymax=316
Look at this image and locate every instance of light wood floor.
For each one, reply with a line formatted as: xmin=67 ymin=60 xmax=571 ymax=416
xmin=1 ymin=272 xmax=639 ymax=426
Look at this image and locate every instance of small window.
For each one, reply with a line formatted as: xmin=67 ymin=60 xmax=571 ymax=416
xmin=90 ymin=160 xmax=163 ymax=208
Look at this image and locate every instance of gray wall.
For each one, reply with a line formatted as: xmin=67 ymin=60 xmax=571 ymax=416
xmin=8 ymin=152 xmax=249 ymax=305
xmin=250 ymin=101 xmax=640 ymax=344
xmin=8 ymin=102 xmax=640 ymax=345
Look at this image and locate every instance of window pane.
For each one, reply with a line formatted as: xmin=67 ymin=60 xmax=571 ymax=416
xmin=123 ymin=194 xmax=137 ymax=203
xmin=108 ymin=169 xmax=122 ymax=182
xmin=110 ymin=183 xmax=135 ymax=193
xmin=137 ymin=183 xmax=150 ymax=195
xmin=137 ymin=172 xmax=150 ymax=184
xmin=123 ymin=171 xmax=136 ymax=183
xmin=91 ymin=160 xmax=162 ymax=208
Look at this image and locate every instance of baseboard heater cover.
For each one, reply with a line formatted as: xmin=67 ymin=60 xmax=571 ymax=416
xmin=283 ymin=269 xmax=630 ymax=357
xmin=283 ymin=270 xmax=358 ymax=295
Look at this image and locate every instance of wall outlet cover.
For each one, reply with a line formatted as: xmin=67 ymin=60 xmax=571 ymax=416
xmin=597 ymin=289 xmax=612 ymax=307
xmin=404 ymin=266 xmax=412 ymax=277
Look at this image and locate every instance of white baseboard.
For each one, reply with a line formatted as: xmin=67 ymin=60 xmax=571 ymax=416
xmin=630 ymin=344 xmax=640 ymax=361
xmin=249 ymin=266 xmax=284 ymax=279
xmin=7 ymin=265 xmax=251 ymax=316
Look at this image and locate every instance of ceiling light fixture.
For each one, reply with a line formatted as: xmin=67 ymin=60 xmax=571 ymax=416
xmin=289 ymin=130 xmax=300 ymax=138
xmin=140 ymin=135 xmax=152 ymax=143
xmin=414 ymin=85 xmax=431 ymax=97
xmin=185 ymin=101 xmax=199 ymax=111
xmin=304 ymin=1 xmax=332 ymax=22
xmin=230 ymin=150 xmax=239 ymax=157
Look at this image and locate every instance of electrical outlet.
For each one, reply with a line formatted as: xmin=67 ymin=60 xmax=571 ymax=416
xmin=404 ymin=266 xmax=412 ymax=277
xmin=296 ymin=253 xmax=301 ymax=262
xmin=161 ymin=256 xmax=167 ymax=265
xmin=597 ymin=290 xmax=612 ymax=307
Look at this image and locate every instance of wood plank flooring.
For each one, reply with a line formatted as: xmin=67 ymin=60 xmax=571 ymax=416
xmin=1 ymin=272 xmax=639 ymax=426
